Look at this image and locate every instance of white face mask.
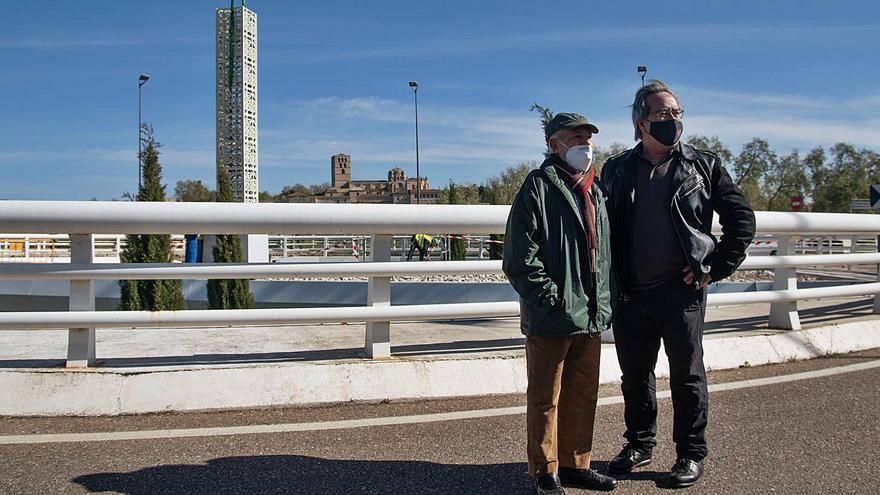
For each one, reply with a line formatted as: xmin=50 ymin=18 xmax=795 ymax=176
xmin=558 ymin=142 xmax=593 ymax=172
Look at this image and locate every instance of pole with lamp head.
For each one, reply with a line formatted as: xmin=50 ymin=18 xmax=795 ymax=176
xmin=408 ymin=80 xmax=421 ymax=204
xmin=137 ymin=74 xmax=150 ymax=192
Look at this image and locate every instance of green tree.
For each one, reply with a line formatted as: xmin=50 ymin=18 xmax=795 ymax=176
xmin=484 ymin=162 xmax=535 ymax=205
xmin=803 ymin=146 xmax=828 ymax=211
xmin=280 ymin=183 xmax=310 ymax=197
xmin=174 ymin=179 xmax=214 ymax=202
xmin=439 ymin=181 xmax=482 ymax=205
xmin=865 ymin=149 xmax=880 ymax=184
xmin=801 ymin=143 xmax=880 ymax=212
xmin=764 ymin=150 xmax=810 ymax=211
xmin=119 ymin=126 xmax=186 ymax=311
xmin=483 ymin=162 xmax=537 ymax=259
xmin=260 ymin=182 xmax=331 ymax=202
xmin=686 ymin=134 xmax=734 ymax=164
xmin=445 ymin=181 xmax=468 ymax=261
xmin=594 ymin=143 xmax=629 ymax=173
xmin=207 ymin=165 xmax=255 ymax=309
xmin=733 ymin=138 xmax=775 ymax=209
xmin=831 ymin=143 xmax=871 ymax=213
xmin=309 ymin=182 xmax=331 ymax=195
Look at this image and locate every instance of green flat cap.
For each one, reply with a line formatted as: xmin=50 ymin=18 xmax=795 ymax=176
xmin=545 ymin=112 xmax=599 ymax=141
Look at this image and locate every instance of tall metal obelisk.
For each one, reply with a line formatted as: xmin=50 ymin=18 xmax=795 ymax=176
xmin=216 ymin=0 xmax=258 ymax=203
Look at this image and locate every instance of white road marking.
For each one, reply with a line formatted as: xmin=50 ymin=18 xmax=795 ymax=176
xmin=2 ymin=359 xmax=879 ymax=445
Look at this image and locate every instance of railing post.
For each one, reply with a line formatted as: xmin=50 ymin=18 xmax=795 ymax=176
xmin=365 ymin=234 xmax=392 ymax=358
xmin=769 ymin=234 xmax=801 ymax=330
xmin=875 ymin=234 xmax=880 ymax=315
xmin=849 ymin=235 xmax=858 ymax=271
xmin=67 ymin=234 xmax=96 ymax=368
xmin=874 ymin=267 xmax=880 ymax=314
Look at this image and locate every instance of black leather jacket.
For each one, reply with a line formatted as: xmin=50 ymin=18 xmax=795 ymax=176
xmin=600 ymin=142 xmax=756 ymax=295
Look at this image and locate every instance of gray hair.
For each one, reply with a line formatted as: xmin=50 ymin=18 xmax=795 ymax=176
xmin=631 ymin=79 xmax=681 ymax=141
xmin=545 ymin=129 xmax=568 ymax=157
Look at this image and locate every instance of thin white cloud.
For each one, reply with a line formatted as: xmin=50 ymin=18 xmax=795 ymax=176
xmin=269 ymin=23 xmax=877 ymax=64
xmin=279 ymin=96 xmax=541 ymax=142
xmin=0 ymin=36 xmax=210 ymax=49
xmin=680 ymin=86 xmax=880 ymax=118
xmin=0 ymin=147 xmax=213 ymax=175
xmin=687 ymin=115 xmax=880 ymax=150
xmin=680 ymin=87 xmax=833 ymax=111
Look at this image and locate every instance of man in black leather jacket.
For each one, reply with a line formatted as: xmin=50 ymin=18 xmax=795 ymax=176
xmin=600 ymin=80 xmax=755 ymax=488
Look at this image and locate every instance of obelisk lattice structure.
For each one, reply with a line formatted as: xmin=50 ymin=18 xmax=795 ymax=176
xmin=216 ymin=1 xmax=258 ymax=203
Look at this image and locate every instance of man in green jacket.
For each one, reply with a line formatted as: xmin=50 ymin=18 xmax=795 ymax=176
xmin=503 ymin=112 xmax=616 ymax=494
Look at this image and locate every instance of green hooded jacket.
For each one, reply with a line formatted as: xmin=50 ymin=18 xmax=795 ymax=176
xmin=502 ymin=157 xmax=612 ymax=337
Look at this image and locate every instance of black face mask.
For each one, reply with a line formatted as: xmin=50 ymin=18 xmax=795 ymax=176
xmin=648 ymin=119 xmax=683 ymax=146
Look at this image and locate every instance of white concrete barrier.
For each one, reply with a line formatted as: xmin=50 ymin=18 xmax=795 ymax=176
xmin=2 ymin=319 xmax=879 ymax=416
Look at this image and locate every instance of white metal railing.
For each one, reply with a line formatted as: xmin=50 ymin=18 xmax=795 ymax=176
xmin=5 ymin=232 xmax=867 ymax=263
xmin=0 ymin=260 xmax=503 ymax=279
xmin=0 ymin=234 xmax=185 ymax=263
xmin=0 ymin=233 xmax=494 ymax=262
xmin=1 ymin=201 xmax=880 ymax=367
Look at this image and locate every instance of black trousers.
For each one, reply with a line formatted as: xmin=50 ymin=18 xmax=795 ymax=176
xmin=612 ymin=277 xmax=709 ymax=461
xmin=406 ymin=243 xmax=428 ymax=261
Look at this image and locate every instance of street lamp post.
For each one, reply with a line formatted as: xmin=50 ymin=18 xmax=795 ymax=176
xmin=408 ymin=80 xmax=421 ymax=205
xmin=637 ymin=65 xmax=647 ymax=86
xmin=137 ymin=74 xmax=150 ymax=192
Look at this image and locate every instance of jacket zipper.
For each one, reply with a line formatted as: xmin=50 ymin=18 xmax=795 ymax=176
xmin=589 ymin=190 xmax=599 ymax=329
xmin=680 ymin=182 xmax=701 ymax=197
xmin=671 ymin=173 xmax=701 ymax=284
xmin=620 ymin=166 xmax=634 ymax=300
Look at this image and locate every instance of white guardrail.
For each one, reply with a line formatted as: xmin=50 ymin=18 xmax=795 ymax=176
xmin=1 ymin=201 xmax=880 ymax=367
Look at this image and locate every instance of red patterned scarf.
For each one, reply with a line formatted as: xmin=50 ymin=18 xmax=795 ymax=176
xmin=554 ymin=160 xmax=598 ymax=272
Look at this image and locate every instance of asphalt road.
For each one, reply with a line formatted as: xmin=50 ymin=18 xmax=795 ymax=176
xmin=2 ymin=350 xmax=879 ymax=495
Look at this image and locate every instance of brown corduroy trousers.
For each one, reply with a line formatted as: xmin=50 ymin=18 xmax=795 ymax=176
xmin=526 ymin=334 xmax=602 ymax=477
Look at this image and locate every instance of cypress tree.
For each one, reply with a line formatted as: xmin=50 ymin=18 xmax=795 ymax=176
xmin=119 ymin=126 xmax=186 ymax=311
xmin=447 ymin=181 xmax=467 ymax=261
xmin=207 ymin=165 xmax=255 ymax=309
xmin=487 ymin=234 xmax=504 ymax=260
xmin=477 ymin=186 xmax=504 ymax=260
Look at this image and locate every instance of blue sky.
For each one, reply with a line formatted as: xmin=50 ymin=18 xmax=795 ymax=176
xmin=1 ymin=0 xmax=878 ymax=200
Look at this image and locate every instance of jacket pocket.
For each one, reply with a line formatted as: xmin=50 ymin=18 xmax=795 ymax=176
xmin=677 ymin=176 xmax=704 ymax=199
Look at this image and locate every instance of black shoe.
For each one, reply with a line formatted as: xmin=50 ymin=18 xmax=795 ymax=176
xmin=535 ymin=473 xmax=565 ymax=495
xmin=608 ymin=444 xmax=653 ymax=474
xmin=558 ymin=467 xmax=618 ymax=491
xmin=667 ymin=458 xmax=703 ymax=488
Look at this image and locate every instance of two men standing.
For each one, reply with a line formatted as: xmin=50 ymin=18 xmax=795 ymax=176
xmin=504 ymin=80 xmax=754 ymax=493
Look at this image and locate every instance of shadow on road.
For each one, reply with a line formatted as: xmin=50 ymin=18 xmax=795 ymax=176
xmin=72 ymin=456 xmax=681 ymax=494
xmin=589 ymin=461 xmax=668 ymax=489
xmin=705 ymin=298 xmax=872 ymax=334
xmin=72 ymin=455 xmax=533 ymax=494
xmin=0 ymin=337 xmax=526 ymax=369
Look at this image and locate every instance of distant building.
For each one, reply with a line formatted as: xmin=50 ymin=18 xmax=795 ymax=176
xmin=288 ymin=154 xmax=441 ymax=204
xmin=216 ymin=2 xmax=258 ymax=203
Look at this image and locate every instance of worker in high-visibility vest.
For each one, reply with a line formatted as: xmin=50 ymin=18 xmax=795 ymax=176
xmin=407 ymin=234 xmax=436 ymax=261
